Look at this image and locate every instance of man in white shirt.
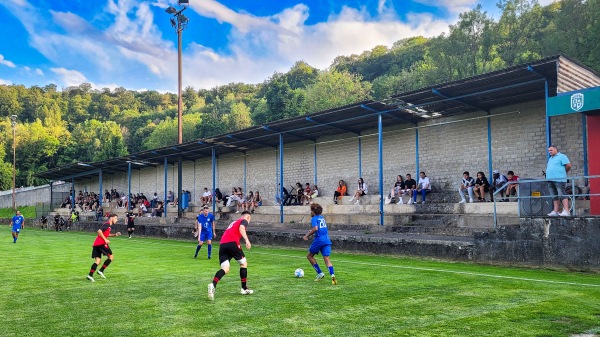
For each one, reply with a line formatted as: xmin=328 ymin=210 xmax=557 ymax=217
xmin=410 ymin=172 xmax=431 ymax=204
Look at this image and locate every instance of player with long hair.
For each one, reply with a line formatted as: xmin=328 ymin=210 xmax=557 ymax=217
xmin=303 ymin=203 xmax=337 ymax=285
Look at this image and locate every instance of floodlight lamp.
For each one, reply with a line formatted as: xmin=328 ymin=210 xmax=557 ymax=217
xmin=178 ymin=14 xmax=189 ymax=24
xmin=178 ymin=0 xmax=189 ymax=5
xmin=170 ymin=18 xmax=176 ymax=28
xmin=165 ymin=6 xmax=177 ymax=14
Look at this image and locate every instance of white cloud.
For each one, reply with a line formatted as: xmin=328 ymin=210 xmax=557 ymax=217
xmin=0 ymin=54 xmax=16 ymax=68
xmin=50 ymin=67 xmax=88 ymax=86
xmin=35 ymin=68 xmax=44 ymax=75
xmin=0 ymin=78 xmax=10 ymax=85
xmin=412 ymin=0 xmax=478 ymax=14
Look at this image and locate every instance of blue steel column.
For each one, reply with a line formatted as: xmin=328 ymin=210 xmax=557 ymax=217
xmin=314 ymin=142 xmax=318 ymax=185
xmin=487 ymin=115 xmax=493 ymax=176
xmin=279 ymin=134 xmax=284 ymax=224
xmin=164 ymin=157 xmax=168 ymax=217
xmin=212 ymin=147 xmax=216 ymax=213
xmin=71 ymin=178 xmax=75 ymax=210
xmin=99 ymin=170 xmax=103 ymax=207
xmin=545 ymin=81 xmax=552 ymax=155
xmin=415 ymin=128 xmax=420 ymax=179
xmin=127 ymin=162 xmax=132 ymax=211
xmin=178 ymin=156 xmax=183 ymax=218
xmin=582 ymin=115 xmax=589 ymax=176
xmin=378 ymin=114 xmax=384 ymax=226
xmin=358 ymin=137 xmax=362 ymax=178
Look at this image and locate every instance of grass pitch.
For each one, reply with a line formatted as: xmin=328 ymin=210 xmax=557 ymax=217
xmin=1 ymin=226 xmax=599 ymax=337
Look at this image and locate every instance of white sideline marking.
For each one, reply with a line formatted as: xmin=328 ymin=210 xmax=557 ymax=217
xmin=254 ymin=252 xmax=600 ymax=288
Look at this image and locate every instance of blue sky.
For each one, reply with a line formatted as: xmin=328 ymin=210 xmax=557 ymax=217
xmin=0 ymin=0 xmax=552 ymax=92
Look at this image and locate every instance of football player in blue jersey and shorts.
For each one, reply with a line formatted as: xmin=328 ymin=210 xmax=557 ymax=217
xmin=11 ymin=210 xmax=25 ymax=243
xmin=194 ymin=206 xmax=216 ymax=259
xmin=303 ymin=203 xmax=337 ymax=285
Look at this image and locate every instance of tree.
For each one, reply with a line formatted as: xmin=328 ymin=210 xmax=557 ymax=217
xmin=143 ymin=113 xmax=202 ymax=149
xmin=67 ymin=120 xmax=128 ymax=163
xmin=303 ymin=71 xmax=372 ymax=113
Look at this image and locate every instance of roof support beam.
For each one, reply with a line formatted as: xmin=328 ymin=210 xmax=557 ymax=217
xmin=431 ymin=88 xmax=489 ymax=113
xmin=305 ymin=116 xmax=360 ymax=135
xmin=262 ymin=125 xmax=315 ymax=142
xmin=226 ymin=134 xmax=274 ymax=149
xmin=360 ymin=104 xmax=416 ymax=125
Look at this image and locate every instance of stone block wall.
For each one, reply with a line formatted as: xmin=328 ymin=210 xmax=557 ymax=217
xmin=63 ymin=99 xmax=586 ymax=205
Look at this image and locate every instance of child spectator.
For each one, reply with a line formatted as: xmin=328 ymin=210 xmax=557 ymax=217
xmin=473 ymin=171 xmax=490 ymax=202
xmin=490 ymin=170 xmax=508 ymax=202
xmin=458 ymin=171 xmax=476 ymax=203
xmin=505 ymin=171 xmax=519 ymax=200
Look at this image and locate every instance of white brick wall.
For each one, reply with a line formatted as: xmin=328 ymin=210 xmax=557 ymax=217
xmin=75 ymin=99 xmax=586 ymax=202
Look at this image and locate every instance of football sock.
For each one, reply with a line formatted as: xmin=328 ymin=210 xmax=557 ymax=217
xmin=13 ymin=236 xmax=17 ymax=243
xmin=240 ymin=267 xmax=248 ymax=289
xmin=89 ymin=263 xmax=98 ymax=277
xmin=313 ymin=263 xmax=322 ymax=274
xmin=194 ymin=244 xmax=202 ymax=257
xmin=100 ymin=259 xmax=112 ymax=272
xmin=328 ymin=266 xmax=334 ymax=276
xmin=213 ymin=269 xmax=226 ymax=287
xmin=207 ymin=244 xmax=212 ymax=258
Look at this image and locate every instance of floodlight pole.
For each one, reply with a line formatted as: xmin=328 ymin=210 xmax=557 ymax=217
xmin=177 ymin=19 xmax=183 ymax=144
xmin=10 ymin=115 xmax=17 ymax=211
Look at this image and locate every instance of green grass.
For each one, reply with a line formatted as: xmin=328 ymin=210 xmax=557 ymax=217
xmin=1 ymin=227 xmax=599 ymax=337
xmin=0 ymin=206 xmax=36 ymax=219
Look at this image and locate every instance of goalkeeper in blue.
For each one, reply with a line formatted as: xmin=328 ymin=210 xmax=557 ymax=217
xmin=302 ymin=203 xmax=337 ymax=285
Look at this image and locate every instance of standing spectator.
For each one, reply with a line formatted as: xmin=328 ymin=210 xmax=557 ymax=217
xmin=412 ymin=172 xmax=431 ymax=204
xmin=194 ymin=206 xmax=216 ymax=259
xmin=349 ymin=178 xmax=368 ymax=205
xmin=490 ymin=170 xmax=508 ymax=202
xmin=458 ymin=171 xmax=476 ymax=203
xmin=505 ymin=171 xmax=520 ymax=200
xmin=86 ymin=213 xmax=121 ymax=282
xmin=403 ymin=174 xmax=417 ymax=204
xmin=302 ymin=203 xmax=337 ymax=285
xmin=126 ymin=210 xmax=135 ymax=238
xmin=201 ymin=187 xmax=212 ymax=206
xmin=207 ymin=211 xmax=254 ymax=301
xmin=333 ymin=180 xmax=347 ymax=205
xmin=546 ymin=145 xmax=572 ymax=216
xmin=95 ymin=205 xmax=104 ymax=221
xmin=473 ymin=171 xmax=491 ymax=202
xmin=11 ymin=210 xmax=24 ymax=244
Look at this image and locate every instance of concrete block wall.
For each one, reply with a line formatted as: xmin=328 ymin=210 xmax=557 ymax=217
xmin=65 ymin=99 xmax=585 ymax=206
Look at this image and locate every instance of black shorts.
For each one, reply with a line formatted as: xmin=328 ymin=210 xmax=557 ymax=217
xmin=91 ymin=244 xmax=112 ymax=259
xmin=127 ymin=223 xmax=135 ymax=229
xmin=218 ymin=242 xmax=245 ymax=264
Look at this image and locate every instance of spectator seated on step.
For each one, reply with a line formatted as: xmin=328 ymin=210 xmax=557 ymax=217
xmin=252 ymin=191 xmax=262 ymax=212
xmin=306 ymin=185 xmax=319 ymax=205
xmin=411 ymin=171 xmax=431 ymax=204
xmin=301 ymin=183 xmax=312 ymax=205
xmin=386 ymin=175 xmax=405 ymax=204
xmin=275 ymin=184 xmax=290 ymax=206
xmin=200 ymin=187 xmax=212 ymax=206
xmin=333 ymin=180 xmax=348 ymax=205
xmin=490 ymin=170 xmax=508 ymax=202
xmin=458 ymin=171 xmax=476 ymax=203
xmin=152 ymin=201 xmax=164 ymax=217
xmin=473 ymin=171 xmax=491 ymax=202
xmin=505 ymin=170 xmax=519 ymax=200
xmin=402 ymin=174 xmax=417 ymax=203
xmin=95 ymin=206 xmax=104 ymax=221
xmin=349 ymin=178 xmax=368 ymax=205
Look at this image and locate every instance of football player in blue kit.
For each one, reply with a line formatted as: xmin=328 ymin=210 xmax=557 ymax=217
xmin=194 ymin=206 xmax=216 ymax=259
xmin=11 ymin=210 xmax=25 ymax=243
xmin=303 ymin=203 xmax=337 ymax=285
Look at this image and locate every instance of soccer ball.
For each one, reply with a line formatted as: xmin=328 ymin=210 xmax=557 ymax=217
xmin=294 ymin=268 xmax=304 ymax=278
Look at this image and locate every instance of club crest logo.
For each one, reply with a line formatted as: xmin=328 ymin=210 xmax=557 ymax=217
xmin=570 ymin=93 xmax=584 ymax=111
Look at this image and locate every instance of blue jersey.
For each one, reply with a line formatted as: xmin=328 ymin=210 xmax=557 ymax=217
xmin=12 ymin=215 xmax=24 ymax=230
xmin=197 ymin=213 xmax=215 ymax=233
xmin=311 ymin=215 xmax=331 ymax=245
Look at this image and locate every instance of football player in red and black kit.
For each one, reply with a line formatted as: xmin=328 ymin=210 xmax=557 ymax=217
xmin=86 ymin=213 xmax=121 ymax=282
xmin=207 ymin=211 xmax=253 ymax=301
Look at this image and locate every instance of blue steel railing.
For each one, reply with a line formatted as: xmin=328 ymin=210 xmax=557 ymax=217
xmin=492 ymin=175 xmax=600 ymax=229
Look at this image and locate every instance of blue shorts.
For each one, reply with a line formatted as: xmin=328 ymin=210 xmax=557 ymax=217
xmin=12 ymin=227 xmax=21 ymax=233
xmin=199 ymin=230 xmax=213 ymax=242
xmin=309 ymin=241 xmax=332 ymax=256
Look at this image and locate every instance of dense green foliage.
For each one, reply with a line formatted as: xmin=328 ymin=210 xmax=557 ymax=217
xmin=1 ymin=0 xmax=599 ymax=188
xmin=1 ymin=227 xmax=599 ymax=336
